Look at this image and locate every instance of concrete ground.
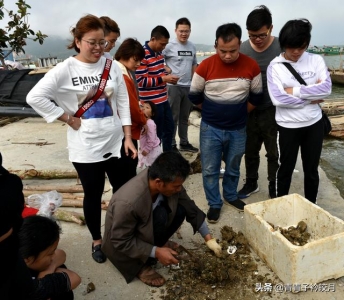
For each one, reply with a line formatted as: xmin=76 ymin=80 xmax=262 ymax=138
xmin=1 ymin=113 xmax=344 ymax=300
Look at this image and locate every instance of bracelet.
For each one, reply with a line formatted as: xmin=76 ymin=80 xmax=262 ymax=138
xmin=66 ymin=115 xmax=74 ymax=125
xmin=124 ymin=134 xmax=132 ymax=136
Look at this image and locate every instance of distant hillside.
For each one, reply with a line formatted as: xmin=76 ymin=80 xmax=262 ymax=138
xmin=21 ymin=36 xmax=122 ymax=61
xmin=22 ymin=36 xmax=74 ymax=60
xmin=19 ymin=37 xmax=214 ymax=61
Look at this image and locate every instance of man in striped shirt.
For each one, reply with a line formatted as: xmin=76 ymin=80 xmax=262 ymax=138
xmin=136 ymin=26 xmax=180 ymax=152
xmin=189 ymin=23 xmax=263 ymax=222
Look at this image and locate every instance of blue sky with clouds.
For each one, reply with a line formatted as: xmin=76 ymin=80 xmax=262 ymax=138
xmin=1 ymin=0 xmax=342 ymax=47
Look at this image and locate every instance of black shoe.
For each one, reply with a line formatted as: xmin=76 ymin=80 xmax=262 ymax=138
xmin=207 ymin=208 xmax=221 ymax=223
xmin=237 ymin=179 xmax=259 ymax=199
xmin=171 ymin=145 xmax=180 ymax=154
xmin=179 ymin=143 xmax=199 ymax=153
xmin=223 ymin=199 xmax=246 ymax=212
xmin=269 ymin=181 xmax=277 ymax=198
xmin=92 ymin=243 xmax=107 ymax=263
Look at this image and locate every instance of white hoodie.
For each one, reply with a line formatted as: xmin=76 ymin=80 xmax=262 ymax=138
xmin=267 ymin=51 xmax=331 ymax=128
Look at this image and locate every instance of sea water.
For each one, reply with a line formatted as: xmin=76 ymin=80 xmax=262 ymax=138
xmin=315 ymin=56 xmax=344 ymax=198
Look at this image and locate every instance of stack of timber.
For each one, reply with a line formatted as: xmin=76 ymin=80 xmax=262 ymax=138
xmin=23 ymin=184 xmax=110 ymax=225
xmin=324 ymin=98 xmax=344 ymax=139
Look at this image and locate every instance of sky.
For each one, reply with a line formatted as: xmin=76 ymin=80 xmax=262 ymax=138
xmin=1 ymin=0 xmax=343 ymax=47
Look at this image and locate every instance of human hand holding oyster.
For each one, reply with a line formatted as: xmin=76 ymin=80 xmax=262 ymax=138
xmin=206 ymin=238 xmax=222 ymax=257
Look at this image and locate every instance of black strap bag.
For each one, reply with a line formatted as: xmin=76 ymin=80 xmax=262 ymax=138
xmin=282 ymin=62 xmax=332 ymax=135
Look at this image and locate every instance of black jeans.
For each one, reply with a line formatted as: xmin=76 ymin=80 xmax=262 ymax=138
xmin=153 ymin=203 xmax=186 ymax=247
xmin=276 ymin=118 xmax=323 ymax=203
xmin=111 ymin=139 xmax=138 ymax=193
xmin=155 ymin=101 xmax=174 ymax=152
xmin=73 ymin=157 xmax=121 ymax=240
xmin=245 ymin=106 xmax=278 ymax=182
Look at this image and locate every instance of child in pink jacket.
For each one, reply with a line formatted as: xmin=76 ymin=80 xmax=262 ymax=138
xmin=138 ymin=101 xmax=162 ymax=168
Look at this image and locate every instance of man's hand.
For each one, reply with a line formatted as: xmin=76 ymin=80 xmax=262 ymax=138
xmin=162 ymin=74 xmax=179 ymax=85
xmin=164 ymin=65 xmax=172 ymax=74
xmin=155 ymin=247 xmax=179 ymax=266
xmin=206 ymin=238 xmax=222 ymax=257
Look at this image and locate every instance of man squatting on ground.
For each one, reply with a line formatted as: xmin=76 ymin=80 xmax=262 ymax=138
xmin=163 ymin=17 xmax=199 ymax=153
xmin=238 ymin=5 xmax=280 ymax=199
xmin=189 ymin=23 xmax=263 ymax=223
xmin=102 ymin=152 xmax=222 ymax=287
xmin=135 ymin=26 xmax=180 ymax=152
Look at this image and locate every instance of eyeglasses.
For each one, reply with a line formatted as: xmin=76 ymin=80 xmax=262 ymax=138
xmin=82 ymin=39 xmax=108 ymax=48
xmin=106 ymin=39 xmax=117 ymax=45
xmin=178 ymin=30 xmax=190 ymax=34
xmin=248 ymin=27 xmax=271 ymax=40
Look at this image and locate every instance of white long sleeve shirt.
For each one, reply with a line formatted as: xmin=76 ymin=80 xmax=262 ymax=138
xmin=267 ymin=51 xmax=331 ymax=128
xmin=27 ymin=56 xmax=131 ymax=162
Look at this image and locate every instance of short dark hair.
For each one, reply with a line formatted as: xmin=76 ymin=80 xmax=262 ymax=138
xmin=99 ymin=16 xmax=120 ymax=37
xmin=279 ymin=19 xmax=312 ymax=50
xmin=176 ymin=17 xmax=191 ymax=28
xmin=215 ymin=23 xmax=241 ymax=44
xmin=148 ymin=152 xmax=190 ymax=183
xmin=151 ymin=25 xmax=170 ymax=40
xmin=18 ymin=215 xmax=61 ymax=261
xmin=246 ymin=5 xmax=272 ymax=31
xmin=143 ymin=101 xmax=157 ymax=119
xmin=115 ymin=38 xmax=145 ymax=61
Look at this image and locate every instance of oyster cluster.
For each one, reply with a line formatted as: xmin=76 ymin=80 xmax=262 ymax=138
xmin=271 ymin=220 xmax=311 ymax=246
xmin=159 ymin=226 xmax=263 ymax=300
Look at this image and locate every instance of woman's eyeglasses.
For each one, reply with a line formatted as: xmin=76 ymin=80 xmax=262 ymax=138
xmin=248 ymin=27 xmax=271 ymax=40
xmin=82 ymin=39 xmax=108 ymax=48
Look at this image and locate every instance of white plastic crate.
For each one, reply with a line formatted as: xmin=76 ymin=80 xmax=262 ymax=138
xmin=244 ymin=193 xmax=344 ymax=284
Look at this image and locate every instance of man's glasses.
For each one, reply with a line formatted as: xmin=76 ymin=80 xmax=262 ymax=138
xmin=106 ymin=39 xmax=117 ymax=45
xmin=248 ymin=27 xmax=271 ymax=40
xmin=82 ymin=39 xmax=108 ymax=48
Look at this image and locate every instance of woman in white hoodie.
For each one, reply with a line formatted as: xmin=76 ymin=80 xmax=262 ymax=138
xmin=267 ymin=19 xmax=331 ymax=203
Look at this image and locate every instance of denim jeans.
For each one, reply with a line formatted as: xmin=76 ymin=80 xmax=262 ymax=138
xmin=200 ymin=120 xmax=246 ymax=208
xmin=155 ymin=101 xmax=174 ymax=152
